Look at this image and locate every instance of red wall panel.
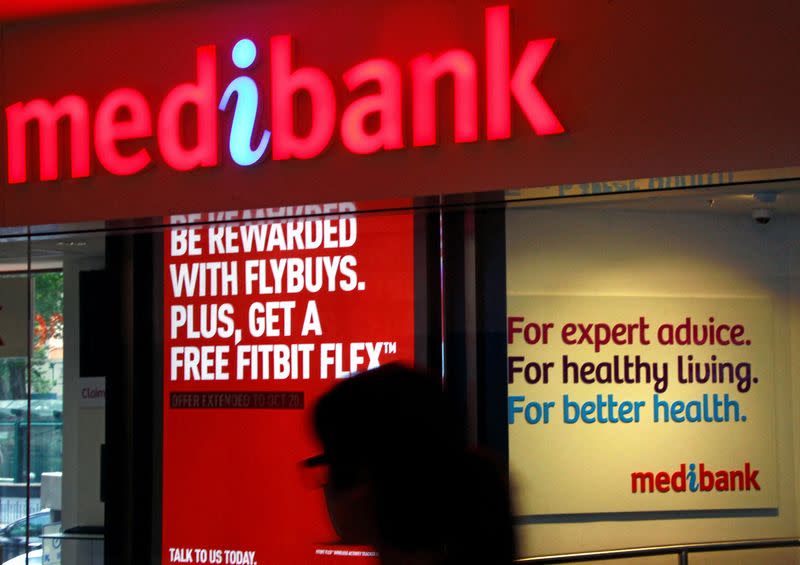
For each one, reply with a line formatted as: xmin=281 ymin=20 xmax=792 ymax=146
xmin=1 ymin=0 xmax=799 ymax=227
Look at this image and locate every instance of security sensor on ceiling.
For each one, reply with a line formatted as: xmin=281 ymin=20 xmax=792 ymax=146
xmin=751 ymin=192 xmax=778 ymax=224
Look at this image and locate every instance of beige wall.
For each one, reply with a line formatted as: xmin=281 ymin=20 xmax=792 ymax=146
xmin=506 ymin=205 xmax=800 ymax=564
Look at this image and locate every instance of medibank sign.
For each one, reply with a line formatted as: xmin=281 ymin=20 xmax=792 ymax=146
xmin=5 ymin=5 xmax=563 ymax=185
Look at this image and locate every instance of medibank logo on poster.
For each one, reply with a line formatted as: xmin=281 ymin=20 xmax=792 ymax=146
xmin=5 ymin=5 xmax=564 ymax=184
xmin=631 ymin=462 xmax=761 ymax=494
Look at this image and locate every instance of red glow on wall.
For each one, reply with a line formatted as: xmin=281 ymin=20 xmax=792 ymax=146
xmin=0 ymin=0 xmax=179 ymax=23
xmin=2 ymin=0 xmax=798 ymax=230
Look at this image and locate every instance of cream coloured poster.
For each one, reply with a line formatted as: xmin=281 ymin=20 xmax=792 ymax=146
xmin=508 ymin=295 xmax=777 ymax=515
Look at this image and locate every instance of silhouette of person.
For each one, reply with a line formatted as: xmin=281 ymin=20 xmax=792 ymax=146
xmin=304 ymin=363 xmax=516 ymax=565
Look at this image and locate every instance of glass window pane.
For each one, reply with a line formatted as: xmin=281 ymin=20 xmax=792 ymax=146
xmin=29 ymin=231 xmax=106 ymax=565
xmin=0 ymin=236 xmax=31 ymax=563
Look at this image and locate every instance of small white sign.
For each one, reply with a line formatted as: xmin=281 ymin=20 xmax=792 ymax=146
xmin=42 ymin=523 xmax=62 ymax=565
xmin=79 ymin=377 xmax=106 ymax=408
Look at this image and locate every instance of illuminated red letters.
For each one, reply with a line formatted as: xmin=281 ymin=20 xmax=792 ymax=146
xmin=270 ymin=35 xmax=336 ymax=160
xmin=7 ymin=95 xmax=90 ymax=183
xmin=95 ymin=88 xmax=153 ymax=176
xmin=341 ymin=60 xmax=404 ymax=155
xmin=486 ymin=5 xmax=563 ymax=138
xmin=411 ymin=50 xmax=479 ymax=146
xmin=3 ymin=5 xmax=563 ymax=183
xmin=157 ymin=45 xmax=219 ymax=171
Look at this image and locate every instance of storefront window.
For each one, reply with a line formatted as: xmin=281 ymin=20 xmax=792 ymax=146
xmin=0 ymin=0 xmax=798 ymax=562
xmin=2 ymin=174 xmax=800 ymax=565
xmin=29 ymin=232 xmax=105 ymax=565
xmin=0 ymin=247 xmax=33 ymax=562
xmin=0 ymin=233 xmax=106 ymax=565
xmin=10 ymin=203 xmax=441 ymax=565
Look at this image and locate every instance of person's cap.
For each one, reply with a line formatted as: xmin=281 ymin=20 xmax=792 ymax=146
xmin=306 ymin=363 xmax=458 ymax=470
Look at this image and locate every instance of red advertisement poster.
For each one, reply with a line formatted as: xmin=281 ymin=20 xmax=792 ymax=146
xmin=162 ymin=203 xmax=415 ymax=564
